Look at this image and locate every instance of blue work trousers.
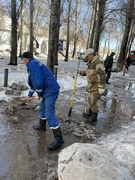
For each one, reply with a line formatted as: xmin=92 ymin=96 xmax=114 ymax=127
xmin=39 ymin=91 xmax=59 ymax=129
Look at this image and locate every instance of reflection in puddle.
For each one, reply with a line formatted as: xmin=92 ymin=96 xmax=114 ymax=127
xmin=99 ymin=83 xmax=135 ymax=132
xmin=114 ymin=81 xmax=135 ymax=98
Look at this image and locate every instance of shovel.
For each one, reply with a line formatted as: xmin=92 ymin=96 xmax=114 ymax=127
xmin=68 ymin=58 xmax=81 ymax=119
xmin=21 ymin=96 xmax=35 ymax=101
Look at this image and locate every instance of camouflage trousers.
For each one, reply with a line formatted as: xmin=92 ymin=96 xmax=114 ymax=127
xmin=88 ymin=91 xmax=101 ymax=113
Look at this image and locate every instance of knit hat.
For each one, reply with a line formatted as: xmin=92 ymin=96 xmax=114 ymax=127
xmin=83 ymin=48 xmax=95 ymax=58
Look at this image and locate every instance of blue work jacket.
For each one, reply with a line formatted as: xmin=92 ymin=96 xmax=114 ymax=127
xmin=26 ymin=58 xmax=60 ymax=98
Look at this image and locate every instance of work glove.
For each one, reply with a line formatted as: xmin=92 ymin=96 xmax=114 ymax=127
xmin=98 ymin=88 xmax=105 ymax=95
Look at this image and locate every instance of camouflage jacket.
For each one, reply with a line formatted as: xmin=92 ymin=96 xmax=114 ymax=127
xmin=79 ymin=55 xmax=106 ymax=92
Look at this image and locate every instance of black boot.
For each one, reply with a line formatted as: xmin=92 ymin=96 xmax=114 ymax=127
xmin=90 ymin=112 xmax=98 ymax=123
xmin=33 ymin=118 xmax=46 ymax=131
xmin=82 ymin=109 xmax=92 ymax=118
xmin=47 ymin=127 xmax=64 ymax=150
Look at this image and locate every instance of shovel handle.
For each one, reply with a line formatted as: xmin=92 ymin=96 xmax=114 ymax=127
xmin=21 ymin=97 xmax=35 ymax=101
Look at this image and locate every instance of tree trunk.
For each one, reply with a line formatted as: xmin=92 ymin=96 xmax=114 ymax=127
xmin=30 ymin=0 xmax=34 ymax=55
xmin=9 ymin=0 xmax=17 ymax=65
xmin=125 ymin=18 xmax=135 ymax=55
xmin=47 ymin=0 xmax=61 ymax=74
xmin=117 ymin=0 xmax=134 ymax=70
xmin=72 ymin=0 xmax=79 ymax=59
xmin=19 ymin=0 xmax=25 ymax=57
xmin=93 ymin=0 xmax=107 ymax=53
xmin=86 ymin=21 xmax=91 ymax=49
xmin=88 ymin=0 xmax=98 ymax=48
xmin=107 ymin=33 xmax=110 ymax=55
xmin=103 ymin=35 xmax=108 ymax=57
xmin=64 ymin=0 xmax=72 ymax=62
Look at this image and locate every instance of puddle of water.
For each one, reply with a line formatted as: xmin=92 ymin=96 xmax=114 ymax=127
xmin=0 ymin=124 xmax=8 ymax=136
xmin=0 ymin=113 xmax=8 ymax=137
xmin=98 ymin=85 xmax=135 ymax=132
xmin=117 ymin=81 xmax=135 ymax=98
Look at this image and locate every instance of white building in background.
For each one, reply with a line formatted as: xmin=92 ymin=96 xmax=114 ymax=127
xmin=0 ymin=29 xmax=11 ymax=51
xmin=0 ymin=15 xmax=49 ymax=55
xmin=0 ymin=15 xmax=11 ymax=51
xmin=0 ymin=15 xmax=84 ymax=57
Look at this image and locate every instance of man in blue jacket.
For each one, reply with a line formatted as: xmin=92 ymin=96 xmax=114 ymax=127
xmin=22 ymin=51 xmax=64 ymax=150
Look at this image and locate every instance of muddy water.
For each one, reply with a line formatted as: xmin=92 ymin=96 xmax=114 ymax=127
xmin=0 ymin=92 xmax=89 ymax=179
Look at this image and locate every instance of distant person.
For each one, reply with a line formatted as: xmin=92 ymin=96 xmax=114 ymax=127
xmin=125 ymin=55 xmax=132 ymax=70
xmin=22 ymin=51 xmax=64 ymax=150
xmin=104 ymin=52 xmax=115 ymax=84
xmin=78 ymin=48 xmax=106 ymax=124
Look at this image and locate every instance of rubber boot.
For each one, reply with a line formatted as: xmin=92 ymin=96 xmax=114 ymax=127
xmin=90 ymin=112 xmax=98 ymax=123
xmin=33 ymin=118 xmax=46 ymax=131
xmin=47 ymin=127 xmax=64 ymax=150
xmin=82 ymin=109 xmax=92 ymax=118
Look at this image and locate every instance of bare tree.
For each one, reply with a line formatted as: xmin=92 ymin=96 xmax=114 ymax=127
xmin=24 ymin=0 xmax=50 ymax=38
xmin=19 ymin=0 xmax=25 ymax=57
xmin=30 ymin=0 xmax=34 ymax=55
xmin=1 ymin=0 xmax=134 ymax=65
xmin=64 ymin=0 xmax=72 ymax=62
xmin=72 ymin=0 xmax=79 ymax=59
xmin=87 ymin=0 xmax=98 ymax=49
xmin=9 ymin=0 xmax=18 ymax=65
xmin=127 ymin=19 xmax=135 ymax=54
xmin=117 ymin=0 xmax=134 ymax=70
xmin=8 ymin=0 xmax=23 ymax=65
xmin=47 ymin=0 xmax=61 ymax=74
xmin=123 ymin=9 xmax=135 ymax=56
xmin=93 ymin=0 xmax=107 ymax=53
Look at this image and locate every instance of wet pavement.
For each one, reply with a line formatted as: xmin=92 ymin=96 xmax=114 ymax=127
xmin=0 ymin=57 xmax=135 ymax=179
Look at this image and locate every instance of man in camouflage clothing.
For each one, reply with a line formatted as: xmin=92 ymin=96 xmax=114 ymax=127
xmin=78 ymin=48 xmax=106 ymax=124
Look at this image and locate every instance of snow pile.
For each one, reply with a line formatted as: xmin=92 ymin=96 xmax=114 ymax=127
xmin=58 ymin=143 xmax=133 ymax=180
xmin=58 ymin=72 xmax=87 ymax=92
xmin=0 ymin=72 xmax=28 ymax=101
xmin=97 ymin=122 xmax=135 ymax=177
